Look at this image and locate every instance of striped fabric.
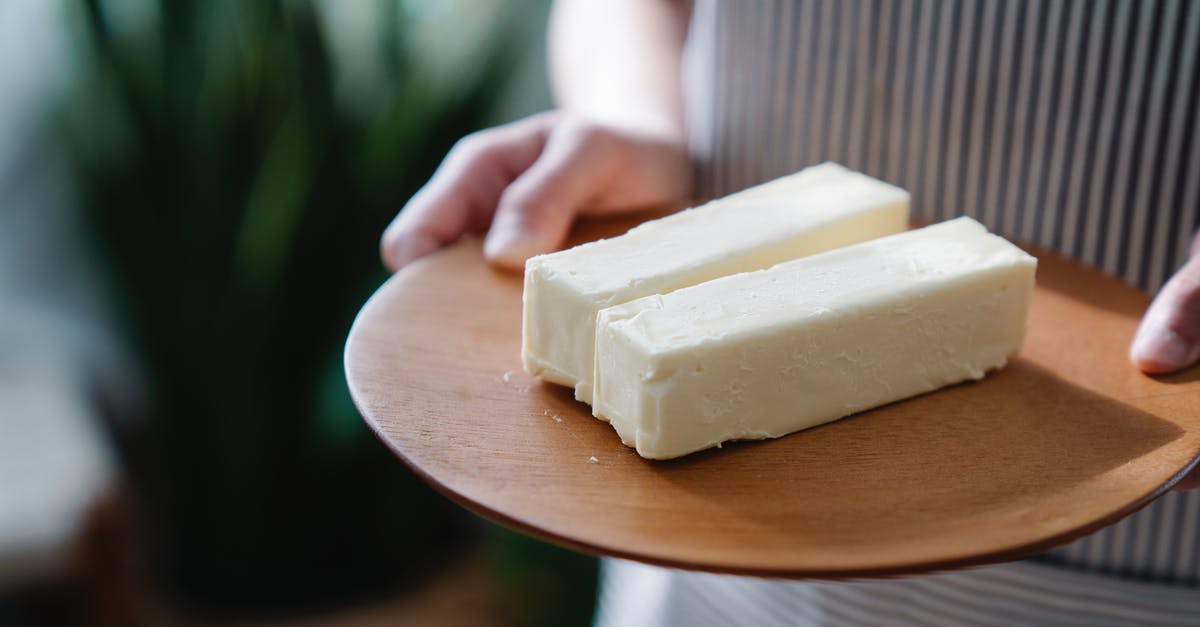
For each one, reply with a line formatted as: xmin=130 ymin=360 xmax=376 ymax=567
xmin=599 ymin=0 xmax=1200 ymax=624
xmin=597 ymin=559 xmax=1200 ymax=627
xmin=686 ymin=0 xmax=1200 ymax=294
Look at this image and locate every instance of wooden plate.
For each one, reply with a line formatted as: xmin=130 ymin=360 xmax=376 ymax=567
xmin=345 ymin=213 xmax=1200 ymax=578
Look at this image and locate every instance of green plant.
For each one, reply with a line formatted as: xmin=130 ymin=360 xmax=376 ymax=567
xmin=63 ymin=0 xmax=538 ymax=616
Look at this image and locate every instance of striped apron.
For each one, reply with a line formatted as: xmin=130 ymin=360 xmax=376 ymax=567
xmin=597 ymin=1 xmax=1200 ymax=624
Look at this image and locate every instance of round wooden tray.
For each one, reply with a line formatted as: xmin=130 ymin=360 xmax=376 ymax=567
xmin=345 ymin=214 xmax=1200 ymax=578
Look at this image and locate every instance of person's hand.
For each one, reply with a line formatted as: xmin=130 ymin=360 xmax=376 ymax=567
xmin=1129 ymin=230 xmax=1200 ymax=490
xmin=1130 ymin=231 xmax=1200 ymax=374
xmin=380 ymin=111 xmax=692 ymax=272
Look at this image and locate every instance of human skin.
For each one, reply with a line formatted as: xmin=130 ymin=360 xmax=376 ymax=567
xmin=379 ymin=0 xmax=1200 ymax=485
xmin=379 ymin=0 xmax=693 ymax=272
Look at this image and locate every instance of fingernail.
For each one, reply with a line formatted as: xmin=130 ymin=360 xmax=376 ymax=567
xmin=484 ymin=225 xmax=540 ymax=269
xmin=1132 ymin=326 xmax=1200 ymax=373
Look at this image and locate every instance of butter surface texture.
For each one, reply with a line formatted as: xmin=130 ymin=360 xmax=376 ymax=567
xmin=522 ymin=162 xmax=910 ymax=403
xmin=592 ymin=217 xmax=1037 ymax=459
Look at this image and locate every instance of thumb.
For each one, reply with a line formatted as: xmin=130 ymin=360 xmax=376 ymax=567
xmin=1130 ymin=250 xmax=1200 ymax=374
xmin=483 ymin=129 xmax=606 ymax=269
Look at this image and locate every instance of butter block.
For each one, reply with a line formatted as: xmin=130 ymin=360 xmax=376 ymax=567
xmin=522 ymin=162 xmax=910 ymax=404
xmin=592 ymin=217 xmax=1037 ymax=459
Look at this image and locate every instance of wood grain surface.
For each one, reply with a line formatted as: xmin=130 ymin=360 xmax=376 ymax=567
xmin=345 ymin=212 xmax=1200 ymax=578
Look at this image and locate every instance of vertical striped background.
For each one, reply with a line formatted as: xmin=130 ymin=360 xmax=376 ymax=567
xmin=619 ymin=0 xmax=1200 ymax=620
xmin=687 ymin=0 xmax=1200 ymax=295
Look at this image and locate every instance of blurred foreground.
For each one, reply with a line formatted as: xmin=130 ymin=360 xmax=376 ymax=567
xmin=0 ymin=1 xmax=595 ymax=625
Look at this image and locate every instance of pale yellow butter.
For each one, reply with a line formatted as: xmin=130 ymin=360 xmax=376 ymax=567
xmin=592 ymin=217 xmax=1037 ymax=459
xmin=521 ymin=162 xmax=910 ymax=404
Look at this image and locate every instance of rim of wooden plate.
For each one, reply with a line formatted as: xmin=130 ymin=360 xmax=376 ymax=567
xmin=345 ymin=213 xmax=1200 ymax=579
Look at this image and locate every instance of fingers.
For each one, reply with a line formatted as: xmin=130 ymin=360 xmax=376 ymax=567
xmin=483 ymin=123 xmax=618 ymax=269
xmin=380 ymin=113 xmax=555 ymax=272
xmin=382 ymin=113 xmax=691 ymax=272
xmin=1130 ymin=249 xmax=1200 ymax=374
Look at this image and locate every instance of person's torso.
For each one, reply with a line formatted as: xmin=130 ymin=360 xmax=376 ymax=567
xmin=612 ymin=2 xmax=1200 ymax=623
xmin=684 ymin=0 xmax=1200 ymax=294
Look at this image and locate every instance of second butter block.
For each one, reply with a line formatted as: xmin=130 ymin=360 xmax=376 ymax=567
xmin=592 ymin=217 xmax=1037 ymax=459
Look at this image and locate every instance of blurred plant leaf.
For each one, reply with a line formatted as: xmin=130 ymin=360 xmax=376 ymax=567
xmin=233 ymin=108 xmax=310 ymax=296
xmin=60 ymin=0 xmax=537 ymax=614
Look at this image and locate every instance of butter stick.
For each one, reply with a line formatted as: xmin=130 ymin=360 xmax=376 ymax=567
xmin=522 ymin=162 xmax=910 ymax=404
xmin=592 ymin=217 xmax=1037 ymax=459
